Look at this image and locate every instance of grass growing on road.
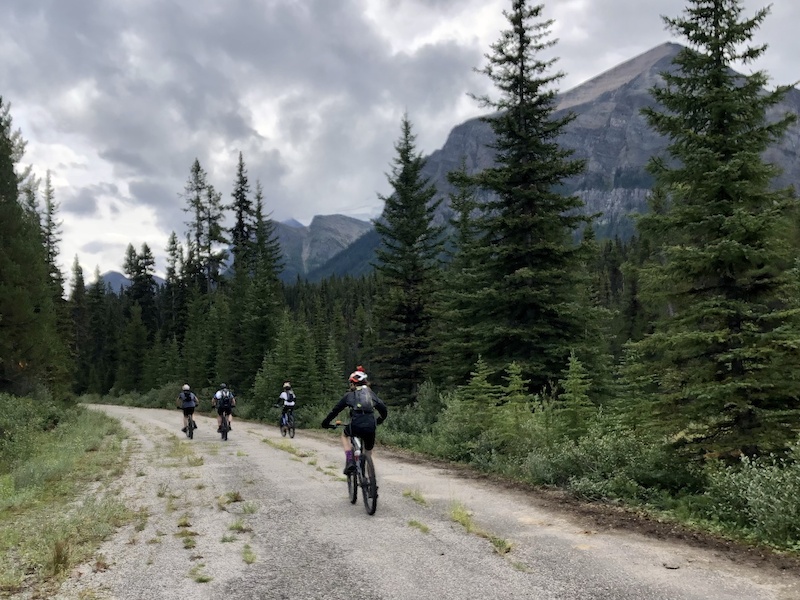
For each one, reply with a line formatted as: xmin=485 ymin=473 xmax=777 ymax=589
xmin=242 ymin=544 xmax=256 ymax=564
xmin=262 ymin=438 xmax=315 ymax=458
xmin=449 ymin=501 xmax=513 ymax=555
xmin=403 ymin=489 xmax=427 ymax=506
xmin=0 ymin=400 xmax=133 ymax=595
xmin=408 ymin=520 xmax=430 ymax=533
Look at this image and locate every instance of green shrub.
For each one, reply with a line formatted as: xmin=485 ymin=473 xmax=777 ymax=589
xmin=704 ymin=447 xmax=800 ymax=547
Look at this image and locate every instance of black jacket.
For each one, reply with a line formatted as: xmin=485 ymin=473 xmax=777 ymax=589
xmin=321 ymin=386 xmax=388 ymax=432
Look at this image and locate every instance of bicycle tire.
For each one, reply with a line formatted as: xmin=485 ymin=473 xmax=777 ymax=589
xmin=221 ymin=415 xmax=229 ymax=441
xmin=280 ymin=422 xmax=287 ymax=437
xmin=361 ymin=454 xmax=378 ymax=515
xmin=347 ymin=470 xmax=358 ymax=504
xmin=288 ymin=414 xmax=295 ymax=438
xmin=187 ymin=416 xmax=194 ymax=439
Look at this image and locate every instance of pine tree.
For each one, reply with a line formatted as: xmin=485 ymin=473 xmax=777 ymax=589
xmin=229 ymin=151 xmax=254 ymax=272
xmin=0 ymin=98 xmax=67 ymax=395
xmin=436 ymin=162 xmax=487 ymax=387
xmin=373 ymin=114 xmax=445 ymax=405
xmin=69 ymin=256 xmax=91 ymax=393
xmin=469 ymin=0 xmax=589 ymax=393
xmin=634 ymin=0 xmax=800 ymax=456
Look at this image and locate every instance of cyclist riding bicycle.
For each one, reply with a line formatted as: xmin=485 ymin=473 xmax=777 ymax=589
xmin=177 ymin=383 xmax=199 ymax=433
xmin=321 ymin=367 xmax=388 ymax=474
xmin=279 ymin=381 xmax=296 ymax=428
xmin=212 ymin=383 xmax=236 ymax=432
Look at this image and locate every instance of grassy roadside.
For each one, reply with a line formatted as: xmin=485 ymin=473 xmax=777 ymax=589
xmin=0 ymin=399 xmax=133 ymax=597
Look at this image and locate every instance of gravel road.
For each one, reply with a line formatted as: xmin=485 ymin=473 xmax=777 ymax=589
xmin=51 ymin=405 xmax=800 ymax=600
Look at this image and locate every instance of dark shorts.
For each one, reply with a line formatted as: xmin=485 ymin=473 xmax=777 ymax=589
xmin=217 ymin=405 xmax=232 ymax=416
xmin=182 ymin=407 xmax=195 ymax=416
xmin=343 ymin=424 xmax=376 ymax=451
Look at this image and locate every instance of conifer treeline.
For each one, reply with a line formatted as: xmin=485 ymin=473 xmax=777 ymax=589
xmin=2 ymin=0 xmax=799 ymax=462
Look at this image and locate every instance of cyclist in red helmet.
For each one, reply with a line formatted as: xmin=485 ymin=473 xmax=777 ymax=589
xmin=321 ymin=368 xmax=388 ymax=474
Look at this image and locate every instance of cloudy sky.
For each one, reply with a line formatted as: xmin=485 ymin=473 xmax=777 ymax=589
xmin=2 ymin=0 xmax=798 ymax=280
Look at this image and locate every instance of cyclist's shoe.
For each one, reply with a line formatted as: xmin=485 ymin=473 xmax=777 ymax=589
xmin=181 ymin=426 xmax=187 ymax=433
xmin=192 ymin=423 xmax=198 ymax=430
xmin=343 ymin=459 xmax=356 ymax=475
xmin=217 ymin=426 xmax=222 ymax=432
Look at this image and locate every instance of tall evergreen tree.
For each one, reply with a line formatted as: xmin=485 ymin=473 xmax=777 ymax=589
xmin=69 ymin=256 xmax=91 ymax=393
xmin=469 ymin=0 xmax=589 ymax=393
xmin=633 ymin=0 xmax=800 ymax=456
xmin=182 ymin=159 xmax=209 ymax=290
xmin=373 ymin=114 xmax=444 ymax=405
xmin=229 ymin=151 xmax=254 ymax=272
xmin=0 ymin=98 xmax=67 ymax=395
xmin=435 ymin=163 xmax=487 ymax=387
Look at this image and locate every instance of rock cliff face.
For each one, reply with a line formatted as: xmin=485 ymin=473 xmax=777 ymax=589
xmin=312 ymin=42 xmax=800 ymax=278
xmin=274 ymin=214 xmax=373 ymax=281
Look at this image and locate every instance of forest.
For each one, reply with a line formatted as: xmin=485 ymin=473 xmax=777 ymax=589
xmin=2 ymin=0 xmax=800 ymax=553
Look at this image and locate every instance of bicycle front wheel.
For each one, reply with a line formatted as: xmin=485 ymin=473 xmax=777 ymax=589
xmin=347 ymin=470 xmax=358 ymax=504
xmin=361 ymin=455 xmax=378 ymax=515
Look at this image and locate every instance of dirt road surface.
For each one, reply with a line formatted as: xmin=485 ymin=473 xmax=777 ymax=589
xmin=50 ymin=405 xmax=800 ymax=600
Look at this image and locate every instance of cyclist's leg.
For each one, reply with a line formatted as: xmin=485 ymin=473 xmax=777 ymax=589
xmin=342 ymin=425 xmax=356 ymax=473
xmin=361 ymin=430 xmax=377 ymax=462
xmin=229 ymin=404 xmax=234 ymax=428
xmin=216 ymin=407 xmax=223 ymax=430
xmin=182 ymin=407 xmax=189 ymax=431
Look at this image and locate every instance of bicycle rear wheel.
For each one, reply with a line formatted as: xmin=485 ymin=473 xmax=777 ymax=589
xmin=187 ymin=416 xmax=194 ymax=439
xmin=221 ymin=415 xmax=229 ymax=441
xmin=288 ymin=414 xmax=295 ymax=438
xmin=361 ymin=455 xmax=378 ymax=515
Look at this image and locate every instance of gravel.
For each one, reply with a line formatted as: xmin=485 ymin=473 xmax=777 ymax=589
xmin=49 ymin=405 xmax=800 ymax=600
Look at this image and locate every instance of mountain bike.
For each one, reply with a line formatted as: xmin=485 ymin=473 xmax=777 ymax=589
xmin=281 ymin=409 xmax=296 ymax=438
xmin=274 ymin=404 xmax=297 ymax=438
xmin=334 ymin=421 xmax=378 ymax=515
xmin=219 ymin=409 xmax=231 ymax=441
xmin=185 ymin=413 xmax=196 ymax=439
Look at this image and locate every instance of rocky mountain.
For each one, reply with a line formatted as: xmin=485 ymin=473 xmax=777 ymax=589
xmin=273 ymin=214 xmax=373 ymax=281
xmin=97 ymin=271 xmax=166 ymax=293
xmin=310 ymin=42 xmax=800 ymax=280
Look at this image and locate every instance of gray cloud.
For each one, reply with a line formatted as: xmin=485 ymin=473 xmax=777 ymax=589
xmin=2 ymin=0 xmax=797 ymax=277
xmin=63 ymin=183 xmax=119 ymax=216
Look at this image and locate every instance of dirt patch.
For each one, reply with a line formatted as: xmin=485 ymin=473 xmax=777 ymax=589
xmin=374 ymin=441 xmax=800 ymax=574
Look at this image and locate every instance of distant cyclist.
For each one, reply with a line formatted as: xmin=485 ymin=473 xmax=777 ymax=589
xmin=321 ymin=367 xmax=388 ymax=474
xmin=278 ymin=381 xmax=296 ymax=429
xmin=212 ymin=383 xmax=236 ymax=432
xmin=177 ymin=384 xmax=199 ymax=433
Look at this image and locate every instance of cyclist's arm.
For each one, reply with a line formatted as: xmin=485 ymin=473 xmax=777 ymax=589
xmin=320 ymin=395 xmax=349 ymax=428
xmin=374 ymin=394 xmax=388 ymax=422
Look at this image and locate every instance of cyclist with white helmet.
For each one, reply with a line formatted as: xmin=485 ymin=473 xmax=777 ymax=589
xmin=177 ymin=383 xmax=199 ymax=433
xmin=212 ymin=383 xmax=236 ymax=432
xmin=321 ymin=366 xmax=388 ymax=474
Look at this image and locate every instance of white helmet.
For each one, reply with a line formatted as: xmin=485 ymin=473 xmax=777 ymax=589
xmin=182 ymin=384 xmax=190 ymax=391
xmin=349 ymin=370 xmax=368 ymax=385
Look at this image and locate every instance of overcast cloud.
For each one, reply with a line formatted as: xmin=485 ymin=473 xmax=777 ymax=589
xmin=1 ymin=0 xmax=798 ymax=278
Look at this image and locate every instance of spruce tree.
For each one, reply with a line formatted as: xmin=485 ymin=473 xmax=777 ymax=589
xmin=373 ymin=114 xmax=444 ymax=405
xmin=469 ymin=0 xmax=589 ymax=393
xmin=436 ymin=163 xmax=487 ymax=387
xmin=634 ymin=0 xmax=800 ymax=456
xmin=0 ymin=98 xmax=66 ymax=395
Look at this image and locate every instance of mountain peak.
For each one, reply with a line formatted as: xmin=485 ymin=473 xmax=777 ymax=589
xmin=558 ymin=42 xmax=681 ymax=111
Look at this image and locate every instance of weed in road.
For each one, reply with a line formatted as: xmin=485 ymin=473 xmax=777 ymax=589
xmin=408 ymin=520 xmax=430 ymax=534
xmin=403 ymin=489 xmax=427 ymax=506
xmin=221 ymin=534 xmax=236 ymax=543
xmin=449 ymin=501 xmax=513 ymax=556
xmin=242 ymin=544 xmax=256 ymax=564
xmin=228 ymin=519 xmax=251 ymax=533
xmin=188 ymin=564 xmax=212 ymax=583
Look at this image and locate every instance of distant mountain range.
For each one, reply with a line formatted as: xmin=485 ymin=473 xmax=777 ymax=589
xmin=98 ymin=214 xmax=373 ymax=291
xmin=308 ymin=42 xmax=800 ymax=280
